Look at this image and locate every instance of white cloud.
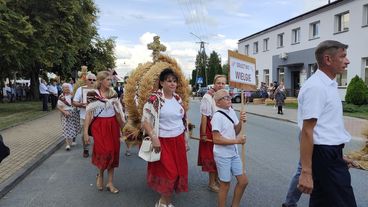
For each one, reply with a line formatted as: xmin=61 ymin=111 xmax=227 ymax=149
xmin=114 ymin=32 xmax=237 ymax=78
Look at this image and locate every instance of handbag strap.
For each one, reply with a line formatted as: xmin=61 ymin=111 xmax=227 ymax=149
xmin=215 ymin=110 xmax=234 ymax=124
xmin=90 ymin=109 xmax=103 ymax=125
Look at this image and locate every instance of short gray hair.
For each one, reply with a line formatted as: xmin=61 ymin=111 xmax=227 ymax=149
xmin=315 ymin=40 xmax=348 ymax=66
xmin=86 ymin=73 xmax=96 ymax=79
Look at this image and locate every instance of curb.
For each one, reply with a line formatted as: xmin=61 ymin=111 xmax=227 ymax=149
xmin=0 ymin=136 xmax=64 ymax=199
xmin=233 ymin=109 xmax=297 ymax=124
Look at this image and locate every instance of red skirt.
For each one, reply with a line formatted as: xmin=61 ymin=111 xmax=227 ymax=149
xmin=147 ymin=133 xmax=188 ymax=196
xmin=91 ymin=116 xmax=121 ymax=170
xmin=197 ymin=116 xmax=217 ymax=172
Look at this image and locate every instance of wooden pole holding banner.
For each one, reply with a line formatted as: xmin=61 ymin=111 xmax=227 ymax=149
xmin=228 ymin=50 xmax=257 ymax=174
xmin=240 ymin=89 xmax=246 ymax=173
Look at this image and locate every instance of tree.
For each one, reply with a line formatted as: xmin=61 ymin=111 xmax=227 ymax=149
xmin=2 ymin=0 xmax=99 ymax=99
xmin=345 ymin=75 xmax=368 ymax=105
xmin=207 ymin=51 xmax=222 ymax=85
xmin=75 ymin=37 xmax=116 ymax=73
xmin=222 ymin=63 xmax=229 ymax=78
xmin=194 ymin=51 xmax=208 ymax=87
xmin=0 ymin=0 xmax=34 ymax=86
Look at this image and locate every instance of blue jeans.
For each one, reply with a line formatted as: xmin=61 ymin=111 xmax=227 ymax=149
xmin=283 ymin=161 xmax=302 ymax=207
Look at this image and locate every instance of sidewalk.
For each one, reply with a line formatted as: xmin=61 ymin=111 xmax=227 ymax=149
xmin=0 ymin=111 xmax=63 ymax=198
xmin=231 ymin=102 xmax=368 ymax=140
xmin=192 ymin=97 xmax=368 ymax=140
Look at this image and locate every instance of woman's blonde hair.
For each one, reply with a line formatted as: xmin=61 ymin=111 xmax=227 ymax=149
xmin=214 ymin=74 xmax=227 ymax=83
xmin=96 ymin=71 xmax=117 ymax=98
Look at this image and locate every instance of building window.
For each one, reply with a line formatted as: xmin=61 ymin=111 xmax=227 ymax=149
xmin=263 ymin=38 xmax=269 ymax=51
xmin=277 ymin=33 xmax=284 ymax=48
xmin=253 ymin=42 xmax=258 ymax=54
xmin=255 ymin=70 xmax=259 ymax=86
xmin=278 ymin=68 xmax=285 ymax=83
xmin=336 ymin=70 xmax=348 ymax=86
xmin=363 ymin=4 xmax=368 ymax=26
xmin=291 ymin=28 xmax=300 ymax=44
xmin=263 ymin=69 xmax=270 ymax=86
xmin=244 ymin=45 xmax=249 ymax=56
xmin=335 ymin=12 xmax=349 ymax=32
xmin=364 ymin=58 xmax=368 ymax=84
xmin=309 ymin=21 xmax=320 ymax=39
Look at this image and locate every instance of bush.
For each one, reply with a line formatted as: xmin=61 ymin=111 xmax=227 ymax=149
xmin=345 ymin=75 xmax=368 ymax=105
xmin=343 ymin=103 xmax=360 ymax=113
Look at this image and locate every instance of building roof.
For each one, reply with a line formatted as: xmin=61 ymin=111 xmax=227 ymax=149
xmin=238 ymin=0 xmax=348 ymax=43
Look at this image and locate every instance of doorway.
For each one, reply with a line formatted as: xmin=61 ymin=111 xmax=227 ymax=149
xmin=291 ymin=71 xmax=300 ymax=97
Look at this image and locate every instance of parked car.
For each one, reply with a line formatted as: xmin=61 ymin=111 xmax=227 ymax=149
xmin=229 ymin=88 xmax=254 ymax=103
xmin=196 ymin=87 xmax=209 ymax=97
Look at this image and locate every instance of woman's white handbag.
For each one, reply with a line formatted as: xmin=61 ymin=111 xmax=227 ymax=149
xmin=138 ymin=137 xmax=161 ymax=162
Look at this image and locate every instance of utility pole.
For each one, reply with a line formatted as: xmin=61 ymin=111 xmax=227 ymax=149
xmin=191 ymin=32 xmax=208 ymax=87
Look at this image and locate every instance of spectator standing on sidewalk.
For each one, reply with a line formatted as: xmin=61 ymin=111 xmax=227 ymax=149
xmin=48 ymin=79 xmax=58 ymax=110
xmin=57 ymin=83 xmax=79 ymax=151
xmin=297 ymin=40 xmax=356 ymax=206
xmin=275 ymin=86 xmax=286 ymax=115
xmin=73 ymin=73 xmax=96 ymax=157
xmin=39 ymin=79 xmax=49 ymax=111
xmin=211 ymin=89 xmax=248 ymax=207
xmin=198 ymin=74 xmax=227 ymax=193
xmin=84 ymin=71 xmax=125 ymax=194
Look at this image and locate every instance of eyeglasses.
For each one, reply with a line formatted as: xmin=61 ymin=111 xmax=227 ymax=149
xmin=88 ymin=79 xmax=96 ymax=82
xmin=219 ymin=96 xmax=231 ymax=101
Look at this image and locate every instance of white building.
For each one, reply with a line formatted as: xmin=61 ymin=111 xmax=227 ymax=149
xmin=238 ymin=0 xmax=368 ymax=100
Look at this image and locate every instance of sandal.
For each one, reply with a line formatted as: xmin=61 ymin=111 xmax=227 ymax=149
xmin=96 ymin=174 xmax=103 ymax=191
xmin=208 ymin=184 xmax=219 ymax=193
xmin=106 ymin=184 xmax=119 ymax=194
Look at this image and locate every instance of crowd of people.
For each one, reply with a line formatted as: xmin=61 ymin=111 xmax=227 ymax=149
xmin=1 ymin=82 xmax=32 ymax=102
xmin=4 ymin=39 xmax=358 ymax=207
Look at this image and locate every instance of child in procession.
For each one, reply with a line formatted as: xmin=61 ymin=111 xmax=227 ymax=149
xmin=211 ymin=89 xmax=248 ymax=207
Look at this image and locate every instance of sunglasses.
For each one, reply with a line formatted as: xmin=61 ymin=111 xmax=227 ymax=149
xmin=88 ymin=79 xmax=96 ymax=81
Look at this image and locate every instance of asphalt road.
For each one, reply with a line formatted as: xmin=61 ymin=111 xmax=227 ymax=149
xmin=0 ymin=101 xmax=367 ymax=207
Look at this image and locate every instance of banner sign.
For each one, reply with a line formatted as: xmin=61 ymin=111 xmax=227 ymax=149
xmin=228 ymin=50 xmax=257 ymax=91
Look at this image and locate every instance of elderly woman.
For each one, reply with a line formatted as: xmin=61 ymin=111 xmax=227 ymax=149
xmin=142 ymin=68 xmax=189 ymax=207
xmin=84 ymin=71 xmax=125 ymax=193
xmin=198 ymin=74 xmax=227 ymax=192
xmin=57 ymin=83 xmax=79 ymax=150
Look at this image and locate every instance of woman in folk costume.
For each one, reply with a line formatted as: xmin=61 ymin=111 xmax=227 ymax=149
xmin=198 ymin=74 xmax=227 ymax=192
xmin=142 ymin=68 xmax=189 ymax=207
xmin=84 ymin=71 xmax=125 ymax=193
xmin=57 ymin=83 xmax=80 ymax=151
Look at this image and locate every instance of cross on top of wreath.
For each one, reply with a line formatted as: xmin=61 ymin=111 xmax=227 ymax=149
xmin=147 ymin=36 xmax=166 ymax=62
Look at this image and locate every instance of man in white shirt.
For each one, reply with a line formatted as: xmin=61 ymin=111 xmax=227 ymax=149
xmin=73 ymin=73 xmax=96 ymax=158
xmin=297 ymin=40 xmax=356 ymax=207
xmin=39 ymin=79 xmax=49 ymax=111
xmin=48 ymin=79 xmax=58 ymax=110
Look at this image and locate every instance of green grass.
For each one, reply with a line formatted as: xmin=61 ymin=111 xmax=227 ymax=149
xmin=343 ymin=112 xmax=368 ymax=120
xmin=0 ymin=101 xmax=48 ymax=130
xmin=284 ymin=103 xmax=298 ymax=109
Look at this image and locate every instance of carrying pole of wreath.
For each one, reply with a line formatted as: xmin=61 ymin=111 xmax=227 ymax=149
xmin=228 ymin=50 xmax=257 ymax=173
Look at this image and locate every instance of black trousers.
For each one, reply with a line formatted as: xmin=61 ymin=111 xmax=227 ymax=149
xmin=50 ymin=95 xmax=57 ymax=109
xmin=310 ymin=144 xmax=357 ymax=207
xmin=41 ymin=94 xmax=49 ymax=111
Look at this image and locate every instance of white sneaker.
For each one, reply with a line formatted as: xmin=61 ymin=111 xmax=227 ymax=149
xmin=65 ymin=145 xmax=71 ymax=151
xmin=71 ymin=142 xmax=77 ymax=146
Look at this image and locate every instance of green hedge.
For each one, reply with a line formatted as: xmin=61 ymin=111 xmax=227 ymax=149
xmin=345 ymin=75 xmax=368 ymax=105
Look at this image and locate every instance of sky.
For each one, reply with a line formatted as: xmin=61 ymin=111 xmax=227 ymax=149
xmin=94 ymin=0 xmax=332 ymax=78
